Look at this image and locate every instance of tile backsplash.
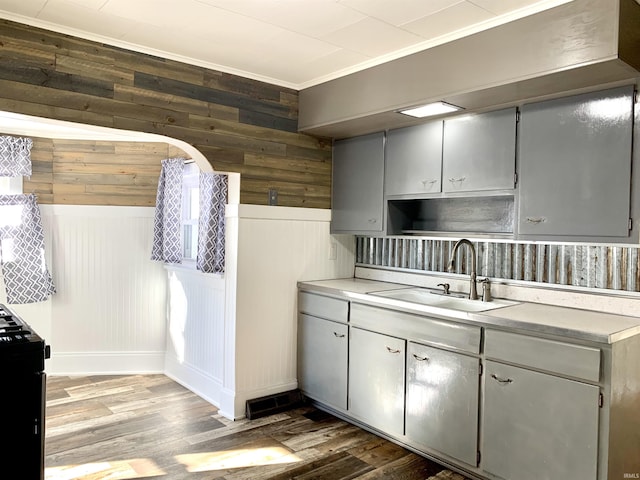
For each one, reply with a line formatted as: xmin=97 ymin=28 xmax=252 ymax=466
xmin=356 ymin=237 xmax=640 ymax=293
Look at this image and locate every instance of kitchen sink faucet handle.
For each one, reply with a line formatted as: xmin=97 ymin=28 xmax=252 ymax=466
xmin=480 ymin=278 xmax=492 ymax=302
xmin=437 ymin=283 xmax=450 ymax=295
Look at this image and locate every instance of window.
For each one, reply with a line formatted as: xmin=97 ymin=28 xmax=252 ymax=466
xmin=0 ymin=176 xmax=22 ymax=194
xmin=181 ymin=162 xmax=199 ymax=262
xmin=152 ymin=158 xmax=226 ymax=274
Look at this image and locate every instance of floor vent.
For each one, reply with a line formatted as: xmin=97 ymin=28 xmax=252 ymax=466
xmin=245 ymin=390 xmax=304 ymax=420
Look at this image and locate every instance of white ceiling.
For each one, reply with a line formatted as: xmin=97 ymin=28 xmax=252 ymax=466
xmin=0 ymin=0 xmax=570 ymax=89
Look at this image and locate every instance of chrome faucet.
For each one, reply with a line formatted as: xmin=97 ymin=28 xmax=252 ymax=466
xmin=447 ymin=239 xmax=478 ymax=300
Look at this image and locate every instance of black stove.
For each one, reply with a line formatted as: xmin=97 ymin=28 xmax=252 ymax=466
xmin=1 ymin=304 xmax=35 ymax=340
xmin=0 ymin=303 xmax=49 ymax=480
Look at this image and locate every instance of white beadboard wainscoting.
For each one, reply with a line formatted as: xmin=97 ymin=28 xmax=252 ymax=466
xmin=221 ymin=204 xmax=355 ymax=419
xmin=42 ymin=205 xmax=167 ymax=374
xmin=163 ymin=265 xmax=225 ymax=407
xmin=161 ymin=204 xmax=355 ymax=419
xmin=2 ymin=201 xmax=355 ymax=420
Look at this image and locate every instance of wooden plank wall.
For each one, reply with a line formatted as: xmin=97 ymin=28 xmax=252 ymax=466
xmin=18 ymin=137 xmax=185 ymax=206
xmin=0 ymin=19 xmax=332 ymax=208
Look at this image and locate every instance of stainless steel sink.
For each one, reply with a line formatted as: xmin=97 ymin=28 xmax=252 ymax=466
xmin=370 ymin=287 xmax=519 ymax=312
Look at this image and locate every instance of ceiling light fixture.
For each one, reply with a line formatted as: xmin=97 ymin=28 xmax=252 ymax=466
xmin=399 ymin=101 xmax=462 ymax=118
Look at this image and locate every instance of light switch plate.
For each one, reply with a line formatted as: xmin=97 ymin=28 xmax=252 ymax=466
xmin=268 ymin=189 xmax=278 ymax=206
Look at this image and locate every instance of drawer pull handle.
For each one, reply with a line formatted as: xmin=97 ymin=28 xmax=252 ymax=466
xmin=526 ymin=217 xmax=546 ymax=224
xmin=449 ymin=176 xmax=466 ymax=185
xmin=333 ymin=332 xmax=345 ymax=338
xmin=491 ymin=374 xmax=513 ymax=384
xmin=413 ymin=354 xmax=429 ymax=362
xmin=386 ymin=346 xmax=401 ymax=354
xmin=421 ymin=179 xmax=438 ymax=188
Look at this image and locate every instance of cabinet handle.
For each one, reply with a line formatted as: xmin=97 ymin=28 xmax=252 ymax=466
xmin=367 ymin=218 xmax=377 ymax=224
xmin=412 ymin=353 xmax=429 ymax=362
xmin=333 ymin=332 xmax=345 ymax=338
xmin=386 ymin=346 xmax=401 ymax=354
xmin=491 ymin=374 xmax=513 ymax=384
xmin=449 ymin=176 xmax=466 ymax=185
xmin=421 ymin=179 xmax=438 ymax=188
xmin=526 ymin=217 xmax=546 ymax=224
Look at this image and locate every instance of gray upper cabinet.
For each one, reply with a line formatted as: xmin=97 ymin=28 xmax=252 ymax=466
xmin=517 ymin=86 xmax=634 ymax=239
xmin=331 ymin=132 xmax=385 ymax=234
xmin=442 ymin=107 xmax=517 ymax=193
xmin=385 ymin=121 xmax=443 ymax=196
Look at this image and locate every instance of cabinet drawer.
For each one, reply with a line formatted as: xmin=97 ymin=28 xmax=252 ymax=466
xmin=351 ymin=303 xmax=481 ymax=354
xmin=484 ymin=329 xmax=600 ymax=382
xmin=298 ymin=292 xmax=348 ymax=323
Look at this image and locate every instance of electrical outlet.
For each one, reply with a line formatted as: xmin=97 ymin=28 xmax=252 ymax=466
xmin=328 ymin=242 xmax=337 ymax=260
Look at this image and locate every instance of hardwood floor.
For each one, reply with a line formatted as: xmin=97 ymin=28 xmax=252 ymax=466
xmin=45 ymin=375 xmax=470 ymax=480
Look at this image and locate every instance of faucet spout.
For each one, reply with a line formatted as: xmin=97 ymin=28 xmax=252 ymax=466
xmin=447 ymin=239 xmax=478 ymax=300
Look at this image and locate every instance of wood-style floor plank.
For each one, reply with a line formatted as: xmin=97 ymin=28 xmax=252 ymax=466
xmin=45 ymin=375 xmax=472 ymax=480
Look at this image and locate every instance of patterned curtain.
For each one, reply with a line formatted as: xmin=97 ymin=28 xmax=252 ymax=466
xmin=151 ymin=158 xmax=184 ymax=264
xmin=0 ymin=136 xmax=33 ymax=177
xmin=197 ymin=173 xmax=227 ymax=274
xmin=0 ymin=194 xmax=55 ymax=304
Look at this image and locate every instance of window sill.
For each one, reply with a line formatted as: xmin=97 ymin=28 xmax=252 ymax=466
xmin=164 ymin=262 xmax=224 ymax=280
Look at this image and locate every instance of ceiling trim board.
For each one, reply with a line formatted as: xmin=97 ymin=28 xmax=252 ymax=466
xmin=0 ymin=10 xmax=299 ymax=90
xmin=0 ymin=0 xmax=572 ymax=91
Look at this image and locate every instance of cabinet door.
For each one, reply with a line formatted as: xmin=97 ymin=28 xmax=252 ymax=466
xmin=349 ymin=327 xmax=405 ymax=437
xmin=482 ymin=361 xmax=599 ymax=480
xmin=518 ymin=86 xmax=634 ymax=237
xmin=406 ymin=342 xmax=479 ymax=466
xmin=442 ymin=108 xmax=516 ymax=193
xmin=331 ymin=132 xmax=385 ymax=234
xmin=386 ymin=121 xmax=443 ymax=196
xmin=298 ymin=314 xmax=348 ymax=410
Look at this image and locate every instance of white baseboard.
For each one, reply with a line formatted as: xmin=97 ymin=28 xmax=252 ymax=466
xmin=163 ymin=354 xmax=223 ymax=410
xmin=49 ymin=351 xmax=164 ymax=375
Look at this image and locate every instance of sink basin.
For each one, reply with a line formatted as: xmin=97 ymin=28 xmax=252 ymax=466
xmin=370 ymin=288 xmax=519 ymax=312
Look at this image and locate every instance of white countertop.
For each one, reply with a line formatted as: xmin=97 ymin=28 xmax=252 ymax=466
xmin=298 ymin=278 xmax=640 ymax=344
xmin=300 ymin=278 xmax=407 ymax=295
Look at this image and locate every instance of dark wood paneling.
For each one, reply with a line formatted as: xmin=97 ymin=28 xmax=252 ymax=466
xmin=0 ymin=62 xmax=115 ymax=98
xmin=134 ymin=72 xmax=295 ymax=119
xmin=239 ymin=108 xmax=298 ymax=132
xmin=0 ymin=18 xmax=331 ymax=208
xmin=21 ymin=137 xmax=182 ymax=206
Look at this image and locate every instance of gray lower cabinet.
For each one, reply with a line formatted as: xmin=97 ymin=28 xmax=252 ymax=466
xmin=406 ymin=342 xmax=480 ymax=467
xmin=348 ymin=326 xmax=405 ymax=437
xmin=517 ymin=85 xmax=634 ymax=239
xmin=331 ymin=132 xmax=385 ymax=234
xmin=482 ymin=328 xmax=601 ymax=480
xmin=442 ymin=107 xmax=516 ymax=193
xmin=297 ymin=313 xmax=348 ymax=410
xmin=385 ymin=121 xmax=443 ymax=196
xmin=297 ymin=292 xmax=349 ymax=410
xmin=298 ymin=286 xmax=640 ymax=480
xmin=482 ymin=360 xmax=599 ymax=480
